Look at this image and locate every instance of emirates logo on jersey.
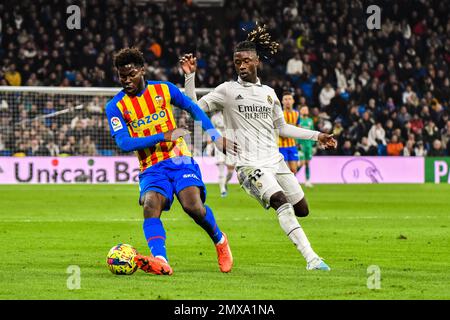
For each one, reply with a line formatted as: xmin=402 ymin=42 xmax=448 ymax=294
xmin=238 ymin=104 xmax=271 ymax=120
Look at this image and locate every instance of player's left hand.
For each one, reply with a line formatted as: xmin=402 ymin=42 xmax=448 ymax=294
xmin=214 ymin=136 xmax=241 ymax=156
xmin=318 ymin=133 xmax=337 ymax=149
xmin=179 ymin=53 xmax=197 ymax=75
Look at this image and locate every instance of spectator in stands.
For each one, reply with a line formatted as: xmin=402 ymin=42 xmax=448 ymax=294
xmin=398 ymin=106 xmax=412 ymax=126
xmin=428 ymin=139 xmax=445 ymax=156
xmin=335 ymin=63 xmax=347 ymax=90
xmin=440 ymin=121 xmax=450 ymax=154
xmin=403 ymin=140 xmax=416 ymax=156
xmin=14 ymin=142 xmax=28 ymax=157
xmin=341 ymin=140 xmax=354 ymax=156
xmin=384 ymin=119 xmax=395 ymax=141
xmin=414 ymin=141 xmax=427 ymax=156
xmin=0 ymin=0 xmax=448 ymax=158
xmin=0 ymin=134 xmax=5 ymax=154
xmin=357 ymin=111 xmax=375 ymax=138
xmin=319 ymin=83 xmax=335 ymax=110
xmin=45 ymin=139 xmax=60 ymax=157
xmin=368 ymin=122 xmax=387 ymax=148
xmin=423 ymin=121 xmax=440 ymax=150
xmin=79 ymin=135 xmax=97 ymax=156
xmin=60 ymin=135 xmax=78 ymax=156
xmin=387 ymin=135 xmax=404 ymax=156
xmin=286 ymin=50 xmax=303 ymax=81
xmin=402 ymin=85 xmax=420 ymax=108
xmin=356 ymin=137 xmax=377 ymax=156
xmin=28 ymin=138 xmax=49 ymax=156
xmin=4 ymin=63 xmax=21 ymax=86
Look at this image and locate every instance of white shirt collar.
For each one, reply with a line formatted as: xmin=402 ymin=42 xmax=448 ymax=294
xmin=237 ymin=76 xmax=262 ymax=87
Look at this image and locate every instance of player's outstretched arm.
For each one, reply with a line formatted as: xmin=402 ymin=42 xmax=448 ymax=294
xmin=167 ymin=81 xmax=240 ymax=155
xmin=106 ymin=102 xmax=190 ymax=152
xmin=180 ymin=53 xmax=199 ymax=103
xmin=273 ymin=98 xmax=336 ymax=149
xmin=113 ymin=129 xmax=190 ymax=153
xmin=275 ymin=118 xmax=337 ymax=149
xmin=180 ymin=53 xmax=227 ymax=113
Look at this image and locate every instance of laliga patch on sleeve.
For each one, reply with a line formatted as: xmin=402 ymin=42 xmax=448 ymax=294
xmin=111 ymin=117 xmax=123 ymax=131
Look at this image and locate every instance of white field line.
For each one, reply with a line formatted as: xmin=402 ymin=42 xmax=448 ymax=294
xmin=0 ymin=216 xmax=443 ymax=223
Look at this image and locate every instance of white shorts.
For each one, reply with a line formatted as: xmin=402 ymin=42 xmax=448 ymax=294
xmin=237 ymin=159 xmax=304 ymax=209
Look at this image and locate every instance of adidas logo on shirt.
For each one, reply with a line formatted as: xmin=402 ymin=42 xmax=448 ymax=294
xmin=235 ymin=94 xmax=244 ymax=100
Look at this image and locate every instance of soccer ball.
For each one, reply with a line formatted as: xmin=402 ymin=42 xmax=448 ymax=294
xmin=106 ymin=244 xmax=138 ymax=275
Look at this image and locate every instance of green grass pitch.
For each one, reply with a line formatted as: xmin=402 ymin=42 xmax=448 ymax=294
xmin=0 ymin=183 xmax=449 ymax=300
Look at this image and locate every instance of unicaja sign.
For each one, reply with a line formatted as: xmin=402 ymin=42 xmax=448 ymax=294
xmin=0 ymin=156 xmax=426 ymax=184
xmin=3 ymin=157 xmax=140 ymax=184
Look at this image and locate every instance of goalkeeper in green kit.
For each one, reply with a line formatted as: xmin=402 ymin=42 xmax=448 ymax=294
xmin=297 ymin=106 xmax=315 ymax=187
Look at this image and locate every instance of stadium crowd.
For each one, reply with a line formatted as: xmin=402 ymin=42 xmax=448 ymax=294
xmin=0 ymin=0 xmax=449 ymax=157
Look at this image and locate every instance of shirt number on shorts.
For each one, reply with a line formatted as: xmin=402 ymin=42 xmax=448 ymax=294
xmin=249 ymin=169 xmax=263 ymax=182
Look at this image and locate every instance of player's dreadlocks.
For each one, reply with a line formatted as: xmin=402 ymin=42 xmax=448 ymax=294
xmin=113 ymin=47 xmax=145 ymax=68
xmin=235 ymin=23 xmax=280 ymax=57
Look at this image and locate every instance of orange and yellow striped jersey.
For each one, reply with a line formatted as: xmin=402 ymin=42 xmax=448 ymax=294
xmin=106 ymin=81 xmax=191 ymax=172
xmin=278 ymin=109 xmax=300 ymax=148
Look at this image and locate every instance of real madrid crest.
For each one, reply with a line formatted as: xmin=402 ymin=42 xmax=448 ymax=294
xmin=267 ymin=95 xmax=273 ymax=105
xmin=155 ymin=95 xmax=164 ymax=108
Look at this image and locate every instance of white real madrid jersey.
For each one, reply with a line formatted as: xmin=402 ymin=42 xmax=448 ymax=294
xmin=199 ymin=77 xmax=284 ymax=168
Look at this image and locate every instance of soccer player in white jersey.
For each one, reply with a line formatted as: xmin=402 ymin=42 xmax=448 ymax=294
xmin=181 ymin=58 xmax=236 ymax=198
xmin=211 ymin=112 xmax=236 ymax=197
xmin=180 ymin=25 xmax=337 ymax=271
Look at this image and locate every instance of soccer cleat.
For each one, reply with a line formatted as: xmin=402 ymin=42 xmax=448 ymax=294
xmin=305 ymin=180 xmax=313 ymax=188
xmin=134 ymin=254 xmax=173 ymax=275
xmin=306 ymin=257 xmax=331 ymax=271
xmin=215 ymin=233 xmax=233 ymax=273
xmin=221 ymin=185 xmax=228 ymax=198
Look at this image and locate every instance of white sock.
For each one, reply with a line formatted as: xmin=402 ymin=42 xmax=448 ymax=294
xmin=276 ymin=203 xmax=318 ymax=263
xmin=155 ymin=255 xmax=168 ymax=263
xmin=216 ymin=233 xmax=225 ymax=245
xmin=225 ymin=171 xmax=233 ymax=184
xmin=218 ymin=164 xmax=226 ymax=193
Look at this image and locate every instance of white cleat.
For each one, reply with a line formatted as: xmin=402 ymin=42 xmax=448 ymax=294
xmin=306 ymin=257 xmax=331 ymax=271
xmin=305 ymin=180 xmax=313 ymax=188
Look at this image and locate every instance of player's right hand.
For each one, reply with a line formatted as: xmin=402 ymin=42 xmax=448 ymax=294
xmin=214 ymin=136 xmax=241 ymax=156
xmin=164 ymin=128 xmax=191 ymax=142
xmin=179 ymin=53 xmax=197 ymax=75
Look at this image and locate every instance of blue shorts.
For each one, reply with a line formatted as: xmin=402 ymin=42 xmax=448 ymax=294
xmin=139 ymin=156 xmax=206 ymax=211
xmin=279 ymin=146 xmax=299 ymax=162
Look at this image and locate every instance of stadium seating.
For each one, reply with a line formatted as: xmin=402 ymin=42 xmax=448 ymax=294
xmin=0 ymin=0 xmax=448 ymax=156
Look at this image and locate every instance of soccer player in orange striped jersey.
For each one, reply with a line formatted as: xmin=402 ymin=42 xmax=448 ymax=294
xmin=106 ymin=48 xmax=238 ymax=275
xmin=278 ymin=91 xmax=300 ymax=174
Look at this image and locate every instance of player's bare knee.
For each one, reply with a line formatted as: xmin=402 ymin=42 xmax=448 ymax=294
xmin=143 ymin=202 xmax=162 ymax=219
xmin=142 ymin=192 xmax=164 ymax=219
xmin=269 ymin=191 xmax=289 ymax=210
xmin=182 ymin=201 xmax=206 ymax=221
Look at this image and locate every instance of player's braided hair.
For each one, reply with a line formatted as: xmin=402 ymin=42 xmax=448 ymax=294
xmin=235 ymin=23 xmax=280 ymax=57
xmin=113 ymin=47 xmax=145 ymax=68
